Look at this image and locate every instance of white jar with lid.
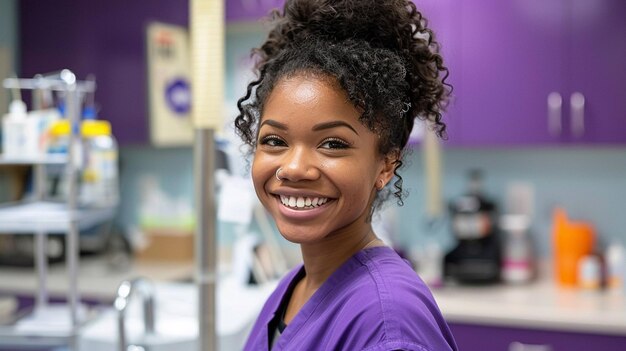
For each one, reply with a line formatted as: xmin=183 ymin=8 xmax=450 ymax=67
xmin=500 ymin=214 xmax=534 ymax=284
xmin=80 ymin=120 xmax=119 ymax=208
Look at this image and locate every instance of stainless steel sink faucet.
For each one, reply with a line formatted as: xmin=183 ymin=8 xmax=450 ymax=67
xmin=114 ymin=278 xmax=156 ymax=351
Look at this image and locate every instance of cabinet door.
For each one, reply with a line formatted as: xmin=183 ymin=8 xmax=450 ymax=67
xmin=457 ymin=0 xmax=568 ymax=145
xmin=414 ymin=0 xmax=463 ymax=145
xmin=449 ymin=323 xmax=626 ymax=351
xmin=565 ymin=0 xmax=626 ymax=144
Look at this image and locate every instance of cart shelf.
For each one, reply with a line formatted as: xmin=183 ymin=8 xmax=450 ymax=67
xmin=0 ymin=201 xmax=116 ymax=234
xmin=0 ymin=154 xmax=69 ymax=165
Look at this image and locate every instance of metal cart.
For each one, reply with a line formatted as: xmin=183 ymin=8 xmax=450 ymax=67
xmin=0 ymin=70 xmax=116 ymax=350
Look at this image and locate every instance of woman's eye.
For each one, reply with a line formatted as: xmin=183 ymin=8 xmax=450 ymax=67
xmin=319 ymin=138 xmax=350 ymax=149
xmin=260 ymin=135 xmax=287 ymax=147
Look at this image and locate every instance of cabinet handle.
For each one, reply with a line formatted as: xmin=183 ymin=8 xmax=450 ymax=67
xmin=547 ymin=92 xmax=562 ymax=136
xmin=509 ymin=341 xmax=553 ymax=351
xmin=570 ymin=92 xmax=585 ymax=137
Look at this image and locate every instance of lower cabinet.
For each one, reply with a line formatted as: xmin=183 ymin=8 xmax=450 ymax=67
xmin=449 ymin=323 xmax=626 ymax=351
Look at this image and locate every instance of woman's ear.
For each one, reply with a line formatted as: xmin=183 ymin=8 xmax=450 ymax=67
xmin=377 ymin=150 xmax=400 ymax=188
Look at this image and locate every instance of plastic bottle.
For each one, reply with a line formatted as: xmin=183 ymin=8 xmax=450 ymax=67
xmin=48 ymin=119 xmax=71 ymax=154
xmin=606 ymin=242 xmax=624 ymax=291
xmin=80 ymin=119 xmax=119 ymax=207
xmin=578 ymin=254 xmax=601 ymax=290
xmin=500 ymin=214 xmax=534 ymax=284
xmin=2 ymin=99 xmax=29 ymax=157
xmin=553 ymin=208 xmax=595 ymax=287
xmin=28 ymin=107 xmax=62 ymax=156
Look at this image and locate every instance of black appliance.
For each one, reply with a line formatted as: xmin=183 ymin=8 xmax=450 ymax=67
xmin=444 ymin=170 xmax=501 ymax=284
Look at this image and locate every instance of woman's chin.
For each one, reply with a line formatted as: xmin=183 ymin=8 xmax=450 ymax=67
xmin=276 ymin=226 xmax=326 ymax=245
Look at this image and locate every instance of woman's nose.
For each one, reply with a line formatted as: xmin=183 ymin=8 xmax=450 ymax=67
xmin=279 ymin=147 xmax=320 ymax=182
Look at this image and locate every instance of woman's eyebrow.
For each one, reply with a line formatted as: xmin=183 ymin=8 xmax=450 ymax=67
xmin=259 ymin=119 xmax=288 ymax=130
xmin=312 ymin=121 xmax=359 ymax=135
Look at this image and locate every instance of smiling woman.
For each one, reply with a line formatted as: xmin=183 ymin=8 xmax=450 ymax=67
xmin=234 ymin=0 xmax=456 ymax=350
xmin=252 ymin=76 xmax=391 ymax=245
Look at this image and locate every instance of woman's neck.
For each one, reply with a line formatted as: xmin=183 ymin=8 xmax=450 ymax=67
xmin=298 ymin=225 xmax=382 ymax=292
xmin=282 ymin=224 xmax=385 ymax=325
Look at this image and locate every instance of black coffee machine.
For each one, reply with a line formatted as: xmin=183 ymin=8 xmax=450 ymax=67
xmin=444 ymin=170 xmax=501 ymax=284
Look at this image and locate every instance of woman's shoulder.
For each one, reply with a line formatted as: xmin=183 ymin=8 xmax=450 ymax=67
xmin=342 ymin=247 xmax=458 ymax=351
xmin=352 ymin=246 xmax=432 ymax=299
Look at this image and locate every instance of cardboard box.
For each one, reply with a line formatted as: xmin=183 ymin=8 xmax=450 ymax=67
xmin=136 ymin=229 xmax=194 ymax=263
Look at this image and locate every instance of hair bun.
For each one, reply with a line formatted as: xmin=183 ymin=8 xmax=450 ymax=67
xmin=275 ymin=0 xmax=417 ymax=53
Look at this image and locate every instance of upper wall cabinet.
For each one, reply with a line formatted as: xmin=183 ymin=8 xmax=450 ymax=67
xmin=450 ymin=0 xmax=626 ymax=146
xmin=19 ymin=0 xmax=286 ymax=146
xmin=414 ymin=0 xmax=463 ymax=144
xmin=455 ymin=0 xmax=567 ymax=145
xmin=565 ymin=0 xmax=626 ymax=144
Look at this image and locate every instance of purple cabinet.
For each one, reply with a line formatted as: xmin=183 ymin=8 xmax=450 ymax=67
xmin=456 ymin=0 xmax=568 ymax=146
xmin=565 ymin=0 xmax=626 ymax=144
xmin=19 ymin=0 xmax=285 ymax=146
xmin=432 ymin=0 xmax=626 ymax=146
xmin=414 ymin=0 xmax=463 ymax=145
xmin=19 ymin=0 xmax=189 ymax=145
xmin=450 ymin=323 xmax=626 ymax=351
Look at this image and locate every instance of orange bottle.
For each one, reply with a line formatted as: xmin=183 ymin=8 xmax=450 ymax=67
xmin=553 ymin=208 xmax=595 ymax=287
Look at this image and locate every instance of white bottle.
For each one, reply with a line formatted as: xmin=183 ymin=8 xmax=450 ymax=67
xmin=606 ymin=243 xmax=624 ymax=291
xmin=80 ymin=120 xmax=119 ymax=208
xmin=2 ymin=99 xmax=29 ymax=158
xmin=500 ymin=214 xmax=534 ymax=284
xmin=415 ymin=242 xmax=444 ymax=288
xmin=28 ymin=107 xmax=61 ymax=156
xmin=578 ymin=254 xmax=601 ymax=290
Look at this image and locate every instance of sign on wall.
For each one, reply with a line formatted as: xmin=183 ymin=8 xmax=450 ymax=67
xmin=146 ymin=22 xmax=193 ymax=146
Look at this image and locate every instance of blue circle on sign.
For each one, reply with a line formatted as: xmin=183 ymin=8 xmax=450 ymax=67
xmin=165 ymin=78 xmax=191 ymax=115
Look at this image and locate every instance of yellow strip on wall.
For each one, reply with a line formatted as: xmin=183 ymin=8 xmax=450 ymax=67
xmin=190 ymin=0 xmax=225 ymax=130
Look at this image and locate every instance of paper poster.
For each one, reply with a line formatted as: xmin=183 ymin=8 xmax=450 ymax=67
xmin=217 ymin=175 xmax=255 ymax=225
xmin=146 ymin=22 xmax=193 ymax=146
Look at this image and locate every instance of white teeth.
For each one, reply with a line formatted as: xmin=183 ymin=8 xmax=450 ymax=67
xmin=279 ymin=195 xmax=329 ymax=209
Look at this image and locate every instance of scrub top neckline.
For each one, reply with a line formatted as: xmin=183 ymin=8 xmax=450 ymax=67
xmin=270 ymin=245 xmax=394 ymax=350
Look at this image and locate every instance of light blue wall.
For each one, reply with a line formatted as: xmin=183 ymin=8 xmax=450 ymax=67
xmin=0 ymin=0 xmax=18 ymax=57
xmin=0 ymin=0 xmax=18 ymax=202
xmin=395 ymin=146 xmax=626 ymax=256
xmin=116 ymin=143 xmax=626 ymax=258
xmin=117 ymin=145 xmax=195 ymax=233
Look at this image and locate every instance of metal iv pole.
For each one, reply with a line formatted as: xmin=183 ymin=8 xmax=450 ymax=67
xmin=190 ymin=1 xmax=224 ymax=350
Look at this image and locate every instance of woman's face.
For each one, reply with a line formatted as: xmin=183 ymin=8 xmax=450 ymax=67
xmin=252 ymin=74 xmax=395 ymax=244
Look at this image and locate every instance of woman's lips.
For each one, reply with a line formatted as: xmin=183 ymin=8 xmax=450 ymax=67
xmin=274 ymin=195 xmax=333 ymax=221
xmin=279 ymin=194 xmax=329 ymax=209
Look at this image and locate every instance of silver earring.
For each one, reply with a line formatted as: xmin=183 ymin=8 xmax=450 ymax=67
xmin=275 ymin=167 xmax=283 ymax=181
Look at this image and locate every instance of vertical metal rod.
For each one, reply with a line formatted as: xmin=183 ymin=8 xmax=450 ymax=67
xmin=195 ymin=128 xmax=217 ymax=351
xmin=34 ymin=231 xmax=48 ymax=309
xmin=33 ymin=84 xmax=50 ymax=313
xmin=65 ymin=83 xmax=80 ymax=332
xmin=34 ymin=163 xmax=46 ymax=199
xmin=33 ymin=87 xmax=46 ymax=200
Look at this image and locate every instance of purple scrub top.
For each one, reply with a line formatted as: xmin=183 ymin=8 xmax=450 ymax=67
xmin=243 ymin=246 xmax=458 ymax=351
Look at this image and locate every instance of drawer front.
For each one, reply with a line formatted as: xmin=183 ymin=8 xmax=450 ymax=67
xmin=449 ymin=323 xmax=626 ymax=351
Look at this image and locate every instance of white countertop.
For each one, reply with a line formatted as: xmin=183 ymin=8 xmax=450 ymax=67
xmin=432 ymin=276 xmax=626 ymax=336
xmin=3 ymin=258 xmax=626 ymax=337
xmin=0 ymin=257 xmax=194 ymax=300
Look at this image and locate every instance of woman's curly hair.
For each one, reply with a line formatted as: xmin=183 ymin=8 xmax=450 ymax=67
xmin=235 ymin=0 xmax=451 ymax=207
